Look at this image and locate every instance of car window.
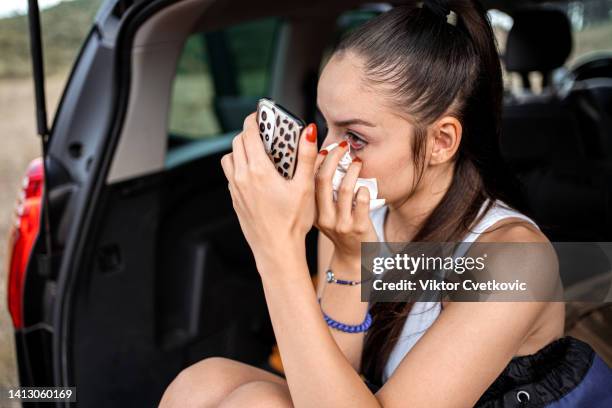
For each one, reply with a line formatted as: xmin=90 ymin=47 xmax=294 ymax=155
xmin=168 ymin=17 xmax=280 ymax=143
xmin=489 ymin=0 xmax=612 ymax=93
xmin=566 ymin=0 xmax=612 ymax=65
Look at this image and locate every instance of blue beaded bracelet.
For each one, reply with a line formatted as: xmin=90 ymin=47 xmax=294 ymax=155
xmin=318 ymin=298 xmax=373 ymax=333
xmin=325 ymin=269 xmax=371 ymax=286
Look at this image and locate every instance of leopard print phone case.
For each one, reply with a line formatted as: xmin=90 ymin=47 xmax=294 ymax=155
xmin=256 ymin=98 xmax=305 ymax=179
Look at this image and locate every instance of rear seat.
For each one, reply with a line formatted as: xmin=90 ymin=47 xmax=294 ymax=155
xmin=500 ymin=7 xmax=611 ymax=242
xmin=565 ymin=78 xmax=612 ymax=160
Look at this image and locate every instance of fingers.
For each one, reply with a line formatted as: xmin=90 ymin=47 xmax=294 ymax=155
xmin=313 ymin=149 xmax=327 ymax=177
xmin=315 ymin=141 xmax=348 ymax=226
xmin=312 ymin=148 xmax=326 ymax=232
xmin=241 ymin=112 xmax=275 ymax=173
xmin=353 ymin=186 xmax=372 ymax=232
xmin=294 ymin=123 xmax=319 ymax=181
xmin=315 ymin=147 xmax=340 ymax=228
xmin=337 ymin=158 xmax=363 ymax=224
xmin=317 ymin=140 xmax=348 ymax=182
xmin=232 ymin=133 xmax=247 ymax=178
xmin=220 ymin=152 xmax=235 ymax=181
xmin=243 ymin=111 xmax=258 ymax=134
xmin=221 ymin=152 xmax=242 ymax=208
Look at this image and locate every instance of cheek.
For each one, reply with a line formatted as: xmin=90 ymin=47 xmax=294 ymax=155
xmin=360 ymin=146 xmax=417 ymax=199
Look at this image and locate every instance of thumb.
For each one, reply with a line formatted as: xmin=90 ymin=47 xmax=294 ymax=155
xmin=294 ymin=123 xmax=318 ymax=181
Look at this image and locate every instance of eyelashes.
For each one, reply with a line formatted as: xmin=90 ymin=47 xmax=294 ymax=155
xmin=316 ymin=113 xmax=368 ymax=150
xmin=345 ymin=131 xmax=368 ymax=150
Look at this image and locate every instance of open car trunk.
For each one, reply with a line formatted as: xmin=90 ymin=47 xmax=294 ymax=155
xmin=54 ymin=0 xmax=342 ymax=405
xmin=70 ymin=153 xmax=289 ymax=406
xmin=17 ymin=0 xmax=612 ymax=406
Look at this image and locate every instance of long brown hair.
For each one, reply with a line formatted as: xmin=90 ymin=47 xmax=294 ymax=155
xmin=333 ymin=0 xmax=528 ymax=383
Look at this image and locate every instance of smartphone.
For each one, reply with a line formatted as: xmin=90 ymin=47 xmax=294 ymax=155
xmin=256 ymin=97 xmax=306 ymax=179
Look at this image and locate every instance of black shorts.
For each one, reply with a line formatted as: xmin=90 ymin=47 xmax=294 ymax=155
xmin=476 ymin=336 xmax=612 ymax=407
xmin=362 ymin=337 xmax=612 ymax=407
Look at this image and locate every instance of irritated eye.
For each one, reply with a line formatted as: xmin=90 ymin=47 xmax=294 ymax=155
xmin=346 ymin=132 xmax=367 ymax=150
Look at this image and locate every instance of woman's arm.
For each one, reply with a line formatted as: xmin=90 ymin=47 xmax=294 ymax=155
xmin=258 ymin=247 xmax=381 ymax=408
xmin=317 ymin=231 xmax=370 ymax=371
xmin=221 ymin=115 xmax=380 ymax=406
xmin=259 ymin=224 xmax=555 ymax=408
xmin=373 ymin=223 xmax=558 ymax=407
xmin=376 ymin=300 xmax=548 ymax=407
xmin=221 ymin=114 xmax=558 ymax=407
xmin=316 ymin=231 xmax=334 ymax=297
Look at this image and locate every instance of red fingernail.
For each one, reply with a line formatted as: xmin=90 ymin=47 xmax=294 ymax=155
xmin=319 ymin=149 xmax=328 ymax=155
xmin=306 ymin=123 xmax=317 ymax=143
xmin=339 ymin=140 xmax=348 ymax=148
xmin=353 ymin=157 xmax=362 ymax=163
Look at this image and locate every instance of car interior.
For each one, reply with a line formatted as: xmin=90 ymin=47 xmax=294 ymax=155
xmin=501 ymin=6 xmax=612 ymax=244
xmin=63 ymin=0 xmax=612 ymax=405
xmin=500 ymin=5 xmax=612 ymax=292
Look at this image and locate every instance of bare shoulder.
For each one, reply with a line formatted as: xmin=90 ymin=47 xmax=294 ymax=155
xmin=442 ymin=215 xmax=564 ymax=345
xmin=477 ymin=216 xmax=548 ymax=244
xmin=440 ymin=215 xmax=557 ymax=304
xmin=472 ymin=217 xmax=558 ymax=290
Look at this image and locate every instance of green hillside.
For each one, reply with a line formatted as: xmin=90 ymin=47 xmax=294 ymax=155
xmin=0 ymin=0 xmax=101 ymax=78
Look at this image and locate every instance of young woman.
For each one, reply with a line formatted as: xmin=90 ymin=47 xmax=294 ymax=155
xmin=160 ymin=1 xmax=611 ymax=406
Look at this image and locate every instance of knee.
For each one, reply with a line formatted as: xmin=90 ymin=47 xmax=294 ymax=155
xmin=159 ymin=357 xmax=237 ymax=408
xmin=219 ymin=381 xmax=292 ymax=408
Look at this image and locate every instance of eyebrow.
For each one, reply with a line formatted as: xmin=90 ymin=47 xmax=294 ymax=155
xmin=316 ymin=105 xmax=376 ymax=128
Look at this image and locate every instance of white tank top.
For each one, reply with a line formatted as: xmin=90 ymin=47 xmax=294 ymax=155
xmin=368 ymin=198 xmax=540 ymax=383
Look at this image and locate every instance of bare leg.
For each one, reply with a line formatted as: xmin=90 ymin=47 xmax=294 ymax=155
xmin=218 ymin=380 xmax=293 ymax=408
xmin=159 ymin=357 xmax=289 ymax=408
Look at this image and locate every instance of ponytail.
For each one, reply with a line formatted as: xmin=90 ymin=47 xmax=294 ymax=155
xmin=333 ymin=0 xmax=527 ymax=384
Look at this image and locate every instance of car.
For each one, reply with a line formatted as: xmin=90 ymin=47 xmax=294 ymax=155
xmin=6 ymin=0 xmax=612 ymax=406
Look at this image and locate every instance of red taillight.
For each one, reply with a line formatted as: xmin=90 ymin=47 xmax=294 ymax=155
xmin=7 ymin=157 xmax=44 ymax=329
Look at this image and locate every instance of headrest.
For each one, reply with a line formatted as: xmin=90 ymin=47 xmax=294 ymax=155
xmin=505 ymin=8 xmax=572 ymax=73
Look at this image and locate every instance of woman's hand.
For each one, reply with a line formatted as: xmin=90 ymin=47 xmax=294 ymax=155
xmin=220 ymin=112 xmax=319 ymax=267
xmin=314 ymin=141 xmax=379 ymax=271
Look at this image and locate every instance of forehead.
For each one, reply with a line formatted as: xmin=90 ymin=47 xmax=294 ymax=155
xmin=317 ymin=52 xmax=388 ymax=119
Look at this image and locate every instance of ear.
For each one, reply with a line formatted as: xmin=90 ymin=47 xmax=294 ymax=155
xmin=430 ymin=115 xmax=462 ymax=165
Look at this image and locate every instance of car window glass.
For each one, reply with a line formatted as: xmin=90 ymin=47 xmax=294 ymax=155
xmin=490 ymin=1 xmax=612 ymax=93
xmin=168 ymin=17 xmax=280 ymax=144
xmin=565 ymin=0 xmax=612 ymax=65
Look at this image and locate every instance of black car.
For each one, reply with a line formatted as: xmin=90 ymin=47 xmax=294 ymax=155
xmin=6 ymin=0 xmax=612 ymax=406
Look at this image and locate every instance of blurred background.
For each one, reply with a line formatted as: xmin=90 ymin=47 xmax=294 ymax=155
xmin=1 ymin=0 xmax=611 ymax=393
xmin=0 ymin=0 xmax=103 ymax=391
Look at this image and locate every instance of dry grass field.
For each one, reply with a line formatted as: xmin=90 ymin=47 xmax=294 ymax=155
xmin=0 ymin=74 xmax=66 ymax=393
xmin=0 ymin=1 xmax=99 ymax=395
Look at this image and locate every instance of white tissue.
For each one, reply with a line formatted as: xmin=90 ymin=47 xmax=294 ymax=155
xmin=324 ymin=142 xmax=386 ymax=211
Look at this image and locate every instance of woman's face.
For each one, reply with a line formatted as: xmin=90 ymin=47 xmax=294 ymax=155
xmin=317 ymin=51 xmax=435 ymax=207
